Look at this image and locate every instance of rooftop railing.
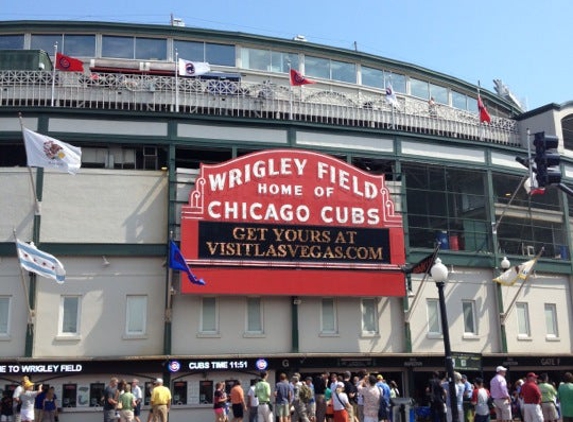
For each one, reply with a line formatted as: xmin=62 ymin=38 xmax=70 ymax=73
xmin=0 ymin=70 xmax=520 ymax=145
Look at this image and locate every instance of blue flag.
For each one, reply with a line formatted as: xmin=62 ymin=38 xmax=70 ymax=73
xmin=169 ymin=240 xmax=205 ymax=286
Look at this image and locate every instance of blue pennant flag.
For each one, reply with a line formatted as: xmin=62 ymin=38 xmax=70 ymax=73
xmin=169 ymin=240 xmax=205 ymax=286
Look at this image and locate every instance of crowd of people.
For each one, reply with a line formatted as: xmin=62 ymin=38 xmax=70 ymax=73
xmin=0 ymin=376 xmax=57 ymax=422
xmin=213 ymin=369 xmax=400 ymax=422
xmin=426 ymin=366 xmax=573 ymax=422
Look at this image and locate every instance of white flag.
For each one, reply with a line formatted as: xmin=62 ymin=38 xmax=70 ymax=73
xmin=16 ymin=238 xmax=66 ymax=284
xmin=22 ymin=127 xmax=82 ymax=174
xmin=493 ymin=257 xmax=538 ymax=286
xmin=385 ymin=83 xmax=399 ymax=108
xmin=178 ymin=58 xmax=211 ymax=77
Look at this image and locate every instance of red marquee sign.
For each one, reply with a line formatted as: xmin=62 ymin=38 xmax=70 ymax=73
xmin=180 ymin=149 xmax=405 ymax=296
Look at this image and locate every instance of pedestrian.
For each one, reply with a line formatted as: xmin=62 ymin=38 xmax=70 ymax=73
xmin=490 ymin=366 xmax=512 ymax=422
xmin=12 ymin=376 xmax=29 ymax=422
xmin=461 ymin=375 xmax=473 ymax=422
xmin=315 ymin=372 xmax=329 ymax=422
xmin=103 ymin=377 xmax=119 ymax=422
xmin=274 ymin=373 xmax=292 ymax=422
xmin=255 ymin=371 xmax=273 ymax=422
xmin=230 ymin=380 xmax=247 ymax=422
xmin=150 ymin=378 xmax=171 ymax=422
xmin=520 ymin=373 xmax=543 ymax=422
xmin=331 ymin=382 xmax=351 ymax=422
xmin=131 ymin=379 xmax=143 ymax=422
xmin=557 ymin=372 xmax=573 ymax=422
xmin=470 ymin=377 xmax=490 ymax=422
xmin=247 ymin=379 xmax=259 ymax=422
xmin=118 ymin=383 xmax=136 ymax=422
xmin=538 ymin=373 xmax=558 ymax=422
xmin=1 ymin=389 xmax=14 ymax=422
xmin=41 ymin=387 xmax=58 ymax=422
xmin=19 ymin=380 xmax=43 ymax=422
xmin=427 ymin=371 xmax=446 ymax=422
xmin=356 ymin=374 xmax=380 ymax=422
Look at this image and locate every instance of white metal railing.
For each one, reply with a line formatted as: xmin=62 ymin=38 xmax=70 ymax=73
xmin=0 ymin=70 xmax=519 ymax=145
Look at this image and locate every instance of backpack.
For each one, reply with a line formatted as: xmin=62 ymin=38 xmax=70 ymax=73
xmin=378 ymin=387 xmax=389 ymax=421
xmin=299 ymin=384 xmax=313 ymax=403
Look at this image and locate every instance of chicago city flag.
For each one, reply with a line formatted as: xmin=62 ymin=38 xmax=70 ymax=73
xmin=16 ymin=238 xmax=66 ymax=284
xmin=22 ymin=127 xmax=82 ymax=174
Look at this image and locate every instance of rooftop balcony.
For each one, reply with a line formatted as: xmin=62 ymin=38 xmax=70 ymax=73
xmin=0 ymin=70 xmax=519 ymax=145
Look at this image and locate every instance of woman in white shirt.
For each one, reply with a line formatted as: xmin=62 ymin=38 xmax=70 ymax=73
xmin=19 ymin=380 xmax=42 ymax=422
xmin=331 ymin=382 xmax=351 ymax=422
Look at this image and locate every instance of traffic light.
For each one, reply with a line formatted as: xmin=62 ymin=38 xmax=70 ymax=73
xmin=533 ymin=131 xmax=561 ymax=187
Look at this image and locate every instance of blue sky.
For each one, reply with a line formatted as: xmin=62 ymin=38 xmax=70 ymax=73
xmin=3 ymin=0 xmax=572 ymax=110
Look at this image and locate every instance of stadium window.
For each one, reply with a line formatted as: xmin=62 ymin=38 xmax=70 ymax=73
xmin=173 ymin=40 xmax=205 ymax=61
xmin=31 ymin=34 xmax=63 ymax=54
xmin=426 ymin=299 xmax=442 ymax=335
xmin=200 ymin=297 xmax=219 ymax=334
xmin=305 ymin=55 xmax=330 ymax=79
xmin=516 ymin=302 xmax=531 ymax=338
xmin=205 ymin=42 xmax=235 ymax=67
xmin=135 ymin=37 xmax=167 ymax=60
xmin=430 ymin=83 xmax=448 ymax=105
xmin=63 ymin=34 xmax=96 ymax=57
xmin=59 ymin=295 xmax=81 ymax=337
xmin=385 ymin=72 xmax=406 ymax=93
xmin=102 ymin=35 xmax=135 ymax=59
xmin=462 ymin=300 xmax=477 ymax=335
xmin=361 ymin=298 xmax=379 ymax=335
xmin=0 ymin=296 xmax=10 ymax=337
xmin=320 ymin=298 xmax=337 ymax=334
xmin=246 ymin=297 xmax=263 ymax=334
xmin=452 ymin=91 xmax=468 ymax=110
xmin=0 ymin=34 xmax=24 ymax=49
xmin=125 ymin=295 xmax=148 ymax=336
xmin=362 ymin=66 xmax=384 ymax=89
xmin=544 ymin=303 xmax=559 ymax=338
xmin=410 ymin=77 xmax=430 ymax=99
xmin=331 ymin=59 xmax=356 ymax=83
xmin=241 ymin=47 xmax=271 ymax=71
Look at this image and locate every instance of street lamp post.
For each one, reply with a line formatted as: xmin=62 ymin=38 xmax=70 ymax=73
xmin=431 ymin=257 xmax=459 ymax=422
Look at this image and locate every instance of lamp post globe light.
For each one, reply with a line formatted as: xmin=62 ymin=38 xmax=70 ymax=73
xmin=430 ymin=257 xmax=459 ymax=422
xmin=501 ymin=256 xmax=510 ymax=271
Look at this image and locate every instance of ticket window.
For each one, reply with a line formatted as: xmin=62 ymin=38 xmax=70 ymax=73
xmin=199 ymin=380 xmax=213 ymax=404
xmin=144 ymin=382 xmax=154 ymax=405
xmin=172 ymin=381 xmax=187 ymax=405
xmin=90 ymin=383 xmax=105 ymax=407
xmin=62 ymin=384 xmax=77 ymax=408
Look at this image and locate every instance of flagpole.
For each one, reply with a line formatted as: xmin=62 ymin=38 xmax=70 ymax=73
xmin=51 ymin=43 xmax=57 ymax=107
xmin=13 ymin=230 xmax=35 ymax=335
xmin=18 ymin=114 xmax=41 ymax=215
xmin=404 ymin=243 xmax=441 ymax=323
xmin=491 ymin=175 xmax=527 ymax=235
xmin=174 ymin=50 xmax=179 ymax=112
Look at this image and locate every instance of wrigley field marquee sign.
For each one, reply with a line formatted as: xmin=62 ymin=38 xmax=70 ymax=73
xmin=180 ymin=149 xmax=405 ymax=296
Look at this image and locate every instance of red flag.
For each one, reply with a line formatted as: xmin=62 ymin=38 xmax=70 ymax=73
xmin=290 ymin=69 xmax=315 ymax=86
xmin=478 ymin=94 xmax=491 ymax=123
xmin=55 ymin=52 xmax=84 ymax=72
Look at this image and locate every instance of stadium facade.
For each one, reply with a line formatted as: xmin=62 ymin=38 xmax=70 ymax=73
xmin=1 ymin=20 xmax=573 ymax=421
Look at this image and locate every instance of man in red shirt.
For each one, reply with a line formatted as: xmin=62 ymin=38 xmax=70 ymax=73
xmin=520 ymin=373 xmax=543 ymax=422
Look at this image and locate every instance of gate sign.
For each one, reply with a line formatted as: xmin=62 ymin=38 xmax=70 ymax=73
xmin=180 ymin=149 xmax=405 ymax=296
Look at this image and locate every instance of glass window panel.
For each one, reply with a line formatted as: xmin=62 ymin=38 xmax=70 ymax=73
xmin=410 ymin=78 xmax=430 ymax=99
xmin=242 ymin=48 xmax=270 ymax=71
xmin=126 ymin=295 xmax=147 ymax=335
xmin=361 ymin=298 xmax=378 ymax=333
xmin=331 ymin=59 xmax=356 ymax=83
xmin=0 ymin=297 xmax=10 ymax=335
xmin=31 ymin=34 xmax=63 ymax=54
xmin=462 ymin=300 xmax=476 ymax=334
xmin=174 ymin=40 xmax=205 ymax=61
xmin=205 ymin=43 xmax=235 ymax=66
xmin=321 ymin=298 xmax=336 ymax=333
xmin=468 ymin=97 xmax=478 ymax=113
xmin=544 ymin=303 xmax=558 ymax=337
xmin=271 ymin=51 xmax=298 ymax=73
xmin=201 ymin=297 xmax=217 ymax=332
xmin=427 ymin=299 xmax=441 ymax=334
xmin=102 ymin=35 xmax=134 ymax=59
xmin=246 ymin=298 xmax=263 ymax=333
xmin=516 ymin=302 xmax=530 ymax=336
xmin=306 ymin=56 xmax=330 ymax=79
xmin=0 ymin=35 xmax=24 ymax=49
xmin=430 ymin=83 xmax=448 ymax=105
xmin=362 ymin=66 xmax=384 ymax=89
xmin=63 ymin=35 xmax=95 ymax=56
xmin=61 ymin=296 xmax=79 ymax=335
xmin=135 ymin=37 xmax=167 ymax=60
xmin=385 ymin=72 xmax=406 ymax=93
xmin=452 ymin=91 xmax=468 ymax=110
